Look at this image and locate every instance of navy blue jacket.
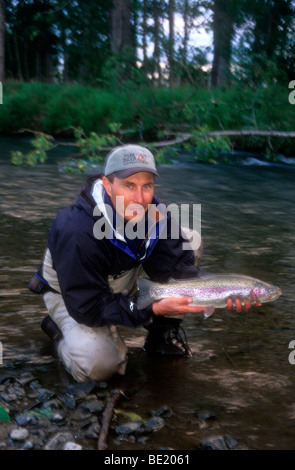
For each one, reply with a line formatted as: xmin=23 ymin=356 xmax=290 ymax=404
xmin=46 ymin=175 xmax=199 ymax=328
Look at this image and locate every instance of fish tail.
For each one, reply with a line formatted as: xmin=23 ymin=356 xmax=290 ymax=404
xmin=137 ymin=278 xmax=154 ymax=310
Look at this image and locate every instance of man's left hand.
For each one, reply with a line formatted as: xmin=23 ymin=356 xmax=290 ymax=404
xmin=226 ymin=298 xmax=262 ymax=313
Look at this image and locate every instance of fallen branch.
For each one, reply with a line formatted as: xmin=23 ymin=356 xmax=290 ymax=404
xmin=208 ymin=130 xmax=295 ymax=138
xmin=150 ymin=129 xmax=295 ymax=149
xmin=152 ymin=133 xmax=193 ymax=147
xmin=97 ymin=389 xmax=126 ymax=450
xmin=13 ymin=127 xmax=295 ymax=161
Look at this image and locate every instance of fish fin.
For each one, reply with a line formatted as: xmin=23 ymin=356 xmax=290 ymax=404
xmin=137 ymin=278 xmax=154 ymax=310
xmin=203 ymin=306 xmax=215 ymax=319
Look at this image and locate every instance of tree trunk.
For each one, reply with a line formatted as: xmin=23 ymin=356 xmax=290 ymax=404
xmin=13 ymin=32 xmax=23 ymax=80
xmin=45 ymin=53 xmax=54 ymax=83
xmin=59 ymin=25 xmax=69 ymax=82
xmin=182 ymin=0 xmax=189 ymax=68
xmin=152 ymin=0 xmax=162 ymax=84
xmin=142 ymin=0 xmax=148 ymax=73
xmin=211 ymin=0 xmax=234 ymax=87
xmin=110 ymin=0 xmax=133 ymax=53
xmin=0 ymin=0 xmax=5 ymax=82
xmin=168 ymin=0 xmax=175 ymax=87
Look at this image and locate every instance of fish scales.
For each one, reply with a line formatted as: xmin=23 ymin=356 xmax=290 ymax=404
xmin=137 ymin=274 xmax=282 ymax=318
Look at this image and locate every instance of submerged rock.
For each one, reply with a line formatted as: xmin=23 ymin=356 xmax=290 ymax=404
xmin=115 ymin=421 xmax=143 ymax=435
xmin=200 ymin=435 xmax=239 ymax=450
xmin=66 ymin=380 xmax=97 ymax=400
xmin=85 ymin=422 xmax=101 ymax=439
xmin=44 ymin=432 xmax=74 ymax=450
xmin=195 ymin=409 xmax=218 ymax=420
xmin=224 ymin=435 xmax=239 ymax=449
xmin=80 ymin=396 xmax=104 ymax=413
xmin=57 ymin=392 xmax=76 ymax=410
xmin=50 ymin=411 xmax=65 ymax=422
xmin=136 ymin=435 xmax=151 ymax=445
xmin=152 ymin=406 xmax=173 ymax=418
xmin=1 ymin=383 xmax=26 ymax=402
xmin=17 ymin=372 xmax=36 ymax=386
xmin=15 ymin=413 xmax=37 ymax=426
xmin=68 ymin=407 xmax=92 ymax=422
xmin=63 ymin=441 xmax=83 ymax=450
xmin=10 ymin=428 xmax=29 ymax=441
xmin=144 ymin=416 xmax=165 ymax=433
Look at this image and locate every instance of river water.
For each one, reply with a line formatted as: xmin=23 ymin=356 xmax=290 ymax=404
xmin=0 ymin=136 xmax=295 ymax=450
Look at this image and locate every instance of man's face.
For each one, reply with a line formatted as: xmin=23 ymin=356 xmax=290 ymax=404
xmin=102 ymin=172 xmax=155 ymax=223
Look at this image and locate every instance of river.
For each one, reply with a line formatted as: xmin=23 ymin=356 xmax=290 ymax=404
xmin=0 ymin=136 xmax=295 ymax=450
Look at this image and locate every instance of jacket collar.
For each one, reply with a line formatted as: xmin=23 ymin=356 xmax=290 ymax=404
xmin=90 ymin=178 xmax=167 ymax=260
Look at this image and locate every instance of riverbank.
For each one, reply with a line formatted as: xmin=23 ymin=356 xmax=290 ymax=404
xmin=1 ymin=354 xmax=243 ymax=451
xmin=1 ymin=81 xmax=294 ymax=158
xmin=1 ymin=358 xmax=178 ymax=451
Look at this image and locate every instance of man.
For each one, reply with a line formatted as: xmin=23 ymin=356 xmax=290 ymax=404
xmin=29 ymin=144 xmax=249 ymax=382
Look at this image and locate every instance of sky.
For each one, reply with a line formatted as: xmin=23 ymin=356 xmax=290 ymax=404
xmin=144 ymin=13 xmax=214 ymax=63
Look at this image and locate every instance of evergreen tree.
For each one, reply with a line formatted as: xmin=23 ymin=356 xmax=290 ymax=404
xmin=2 ymin=0 xmax=294 ymax=86
xmin=0 ymin=0 xmax=4 ymax=81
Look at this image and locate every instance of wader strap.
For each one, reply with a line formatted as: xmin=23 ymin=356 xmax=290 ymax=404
xmin=28 ymin=266 xmax=59 ymax=295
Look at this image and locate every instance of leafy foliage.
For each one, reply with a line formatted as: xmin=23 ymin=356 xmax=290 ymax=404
xmin=184 ymin=127 xmax=231 ymax=164
xmin=11 ymin=133 xmax=54 ymax=166
xmin=6 ymin=79 xmax=295 ymax=170
xmin=0 ymin=406 xmax=10 ymax=422
xmin=61 ymin=126 xmax=119 ymax=173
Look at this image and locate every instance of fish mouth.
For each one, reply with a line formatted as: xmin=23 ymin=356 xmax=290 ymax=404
xmin=268 ymin=286 xmax=282 ymax=300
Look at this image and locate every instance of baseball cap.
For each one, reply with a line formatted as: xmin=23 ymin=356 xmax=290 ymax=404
xmin=104 ymin=144 xmax=159 ymax=179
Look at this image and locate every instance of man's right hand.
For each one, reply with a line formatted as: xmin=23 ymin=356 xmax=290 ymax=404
xmin=152 ymin=297 xmax=207 ymax=316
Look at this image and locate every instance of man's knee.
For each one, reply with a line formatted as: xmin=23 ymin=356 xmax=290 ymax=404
xmin=57 ymin=324 xmax=128 ymax=382
xmin=43 ymin=290 xmax=128 ymax=382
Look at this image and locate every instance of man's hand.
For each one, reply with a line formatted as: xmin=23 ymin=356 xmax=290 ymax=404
xmin=152 ymin=297 xmax=206 ymax=317
xmin=226 ymin=298 xmax=262 ymax=313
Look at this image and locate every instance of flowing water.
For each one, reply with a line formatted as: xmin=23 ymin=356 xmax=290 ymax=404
xmin=0 ymin=136 xmax=295 ymax=450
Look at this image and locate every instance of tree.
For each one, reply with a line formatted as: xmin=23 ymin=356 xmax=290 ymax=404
xmin=0 ymin=0 xmax=4 ymax=82
xmin=168 ymin=0 xmax=175 ymax=86
xmin=231 ymin=0 xmax=295 ymax=83
xmin=3 ymin=0 xmax=294 ymax=87
xmin=142 ymin=0 xmax=148 ymax=73
xmin=176 ymin=0 xmax=210 ymax=86
xmin=110 ymin=0 xmax=133 ymax=54
xmin=251 ymin=0 xmax=294 ymax=80
xmin=5 ymin=0 xmax=58 ymax=82
xmin=211 ymin=0 xmax=235 ymax=87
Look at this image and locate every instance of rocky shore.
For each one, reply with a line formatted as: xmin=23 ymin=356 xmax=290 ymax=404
xmin=0 ymin=359 xmax=245 ymax=451
xmin=0 ymin=358 xmax=185 ymax=451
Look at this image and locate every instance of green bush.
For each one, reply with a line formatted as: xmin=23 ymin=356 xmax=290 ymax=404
xmin=1 ymin=80 xmax=294 ymax=158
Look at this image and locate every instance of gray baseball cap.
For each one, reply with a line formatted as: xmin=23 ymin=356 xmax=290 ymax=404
xmin=104 ymin=144 xmax=159 ymax=179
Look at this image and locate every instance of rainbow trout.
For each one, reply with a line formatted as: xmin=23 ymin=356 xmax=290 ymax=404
xmin=137 ymin=274 xmax=282 ymax=318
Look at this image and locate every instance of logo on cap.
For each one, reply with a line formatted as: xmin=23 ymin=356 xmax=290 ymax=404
xmin=137 ymin=153 xmax=146 ymax=162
